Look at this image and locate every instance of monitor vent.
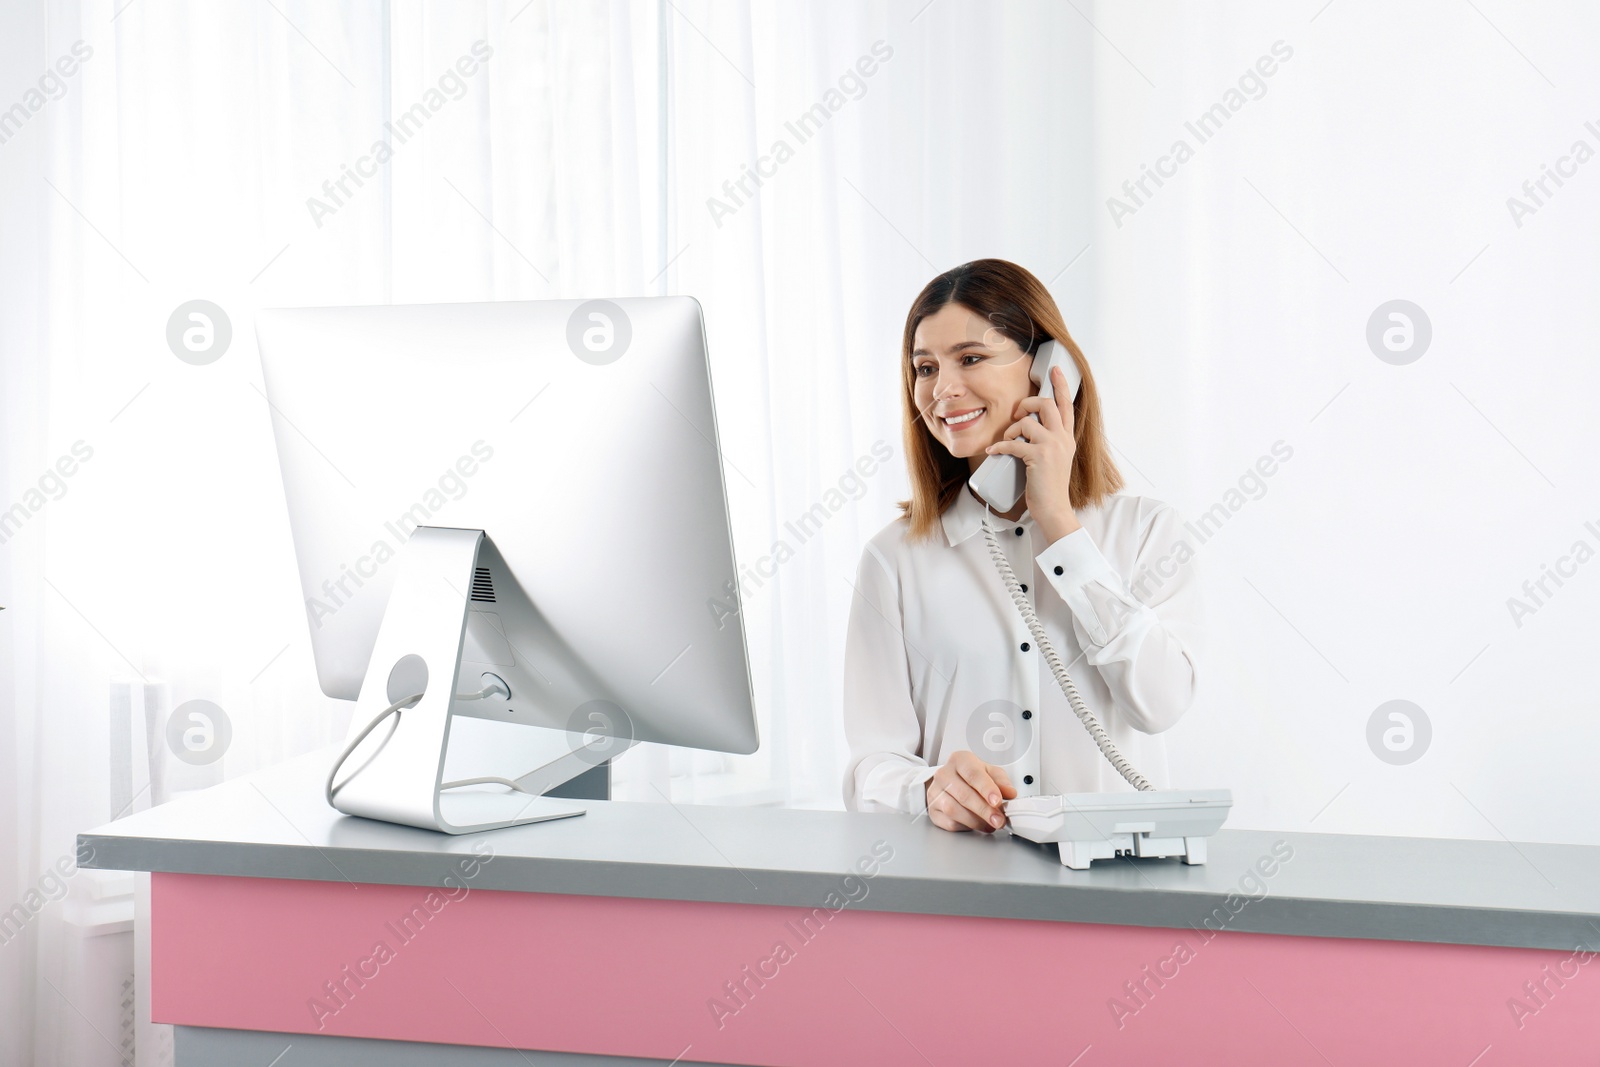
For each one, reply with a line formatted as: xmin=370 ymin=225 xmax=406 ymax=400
xmin=470 ymin=567 xmax=496 ymax=603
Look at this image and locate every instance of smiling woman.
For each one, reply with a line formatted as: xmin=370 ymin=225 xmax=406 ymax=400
xmin=898 ymin=259 xmax=1122 ymax=541
xmin=841 ymin=259 xmax=1206 ymax=834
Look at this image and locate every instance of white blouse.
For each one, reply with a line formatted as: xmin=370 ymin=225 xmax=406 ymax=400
xmin=841 ymin=486 xmax=1204 ymax=816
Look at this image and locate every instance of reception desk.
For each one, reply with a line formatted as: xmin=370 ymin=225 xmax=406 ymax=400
xmin=80 ymin=749 xmax=1600 ymax=1065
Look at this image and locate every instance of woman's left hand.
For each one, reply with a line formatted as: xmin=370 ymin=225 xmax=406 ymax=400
xmin=984 ymin=365 xmax=1082 ymax=541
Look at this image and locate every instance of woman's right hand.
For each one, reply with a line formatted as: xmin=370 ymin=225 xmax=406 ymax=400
xmin=925 ymin=751 xmax=1018 ymax=832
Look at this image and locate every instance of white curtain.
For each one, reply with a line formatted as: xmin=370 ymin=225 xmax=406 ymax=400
xmin=2 ymin=1 xmax=1102 ymax=1061
xmin=0 ymin=3 xmax=663 ymax=1063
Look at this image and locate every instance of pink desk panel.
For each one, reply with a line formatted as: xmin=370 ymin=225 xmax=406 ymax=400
xmin=152 ymin=872 xmax=1600 ymax=1066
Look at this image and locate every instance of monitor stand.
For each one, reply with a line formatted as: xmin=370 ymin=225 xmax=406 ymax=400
xmin=327 ymin=526 xmax=610 ymax=834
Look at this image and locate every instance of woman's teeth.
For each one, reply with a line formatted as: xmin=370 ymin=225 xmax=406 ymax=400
xmin=944 ymin=408 xmax=984 ymax=427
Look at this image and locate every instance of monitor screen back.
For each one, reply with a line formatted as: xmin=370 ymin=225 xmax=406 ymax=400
xmin=256 ymin=296 xmax=758 ymax=756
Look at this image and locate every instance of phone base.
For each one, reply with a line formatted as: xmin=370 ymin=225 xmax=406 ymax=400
xmin=1053 ymin=832 xmax=1208 ymax=870
xmin=1004 ymin=789 xmax=1232 ymax=870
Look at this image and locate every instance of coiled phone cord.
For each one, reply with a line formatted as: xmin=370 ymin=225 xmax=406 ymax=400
xmin=980 ymin=514 xmax=1154 ymax=792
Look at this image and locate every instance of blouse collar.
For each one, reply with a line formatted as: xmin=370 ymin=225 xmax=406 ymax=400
xmin=941 ymin=483 xmax=1030 ymax=547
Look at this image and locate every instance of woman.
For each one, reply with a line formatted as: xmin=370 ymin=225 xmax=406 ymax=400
xmin=841 ymin=258 xmax=1204 ymax=833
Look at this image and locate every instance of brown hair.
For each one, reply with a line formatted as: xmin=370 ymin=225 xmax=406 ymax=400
xmin=895 ymin=258 xmax=1123 ymax=541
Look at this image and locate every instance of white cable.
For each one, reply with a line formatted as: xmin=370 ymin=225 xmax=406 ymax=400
xmin=324 ymin=687 xmax=538 ymax=809
xmin=453 ymin=680 xmax=509 ymax=701
xmin=436 ymin=775 xmax=534 ymax=791
xmin=325 ymin=692 xmax=417 ymax=808
xmin=980 ymin=514 xmax=1153 ymax=792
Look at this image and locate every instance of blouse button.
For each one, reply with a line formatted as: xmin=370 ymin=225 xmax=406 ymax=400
xmin=1021 ymin=709 xmax=1032 ymax=720
xmin=1020 ymin=583 xmax=1028 ymax=593
xmin=1023 ymin=775 xmax=1034 ymax=785
xmin=1053 ymin=565 xmax=1063 ymax=575
xmin=1020 ymin=642 xmax=1030 ymax=652
xmin=1014 ymin=527 xmax=1024 ymax=536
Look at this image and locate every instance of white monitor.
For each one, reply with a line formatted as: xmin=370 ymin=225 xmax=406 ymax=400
xmin=256 ymin=296 xmax=758 ymax=832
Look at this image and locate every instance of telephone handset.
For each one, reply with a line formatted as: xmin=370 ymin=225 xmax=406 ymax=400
xmin=967 ymin=339 xmax=1082 ymax=513
xmin=964 ymin=338 xmax=1233 ymax=869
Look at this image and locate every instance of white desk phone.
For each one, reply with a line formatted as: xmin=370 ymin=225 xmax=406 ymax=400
xmin=967 ymin=339 xmax=1232 ymax=869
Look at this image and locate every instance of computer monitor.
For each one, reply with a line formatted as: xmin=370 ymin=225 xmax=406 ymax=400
xmin=256 ymin=296 xmax=759 ymax=833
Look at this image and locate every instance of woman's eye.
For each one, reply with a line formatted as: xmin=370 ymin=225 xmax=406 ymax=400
xmin=962 ymin=354 xmax=984 ymax=366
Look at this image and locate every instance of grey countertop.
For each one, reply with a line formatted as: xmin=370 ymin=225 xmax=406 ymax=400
xmin=79 ymin=748 xmax=1600 ymax=952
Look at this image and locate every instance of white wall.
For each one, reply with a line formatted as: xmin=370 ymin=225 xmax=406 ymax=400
xmin=1085 ymin=1 xmax=1600 ymax=842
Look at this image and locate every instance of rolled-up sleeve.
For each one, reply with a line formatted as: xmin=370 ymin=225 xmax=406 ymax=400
xmin=841 ymin=541 xmax=938 ymax=814
xmin=1034 ymin=502 xmax=1202 ymax=734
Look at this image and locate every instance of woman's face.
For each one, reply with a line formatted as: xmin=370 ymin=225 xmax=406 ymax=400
xmin=911 ymin=303 xmax=1034 ymax=470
